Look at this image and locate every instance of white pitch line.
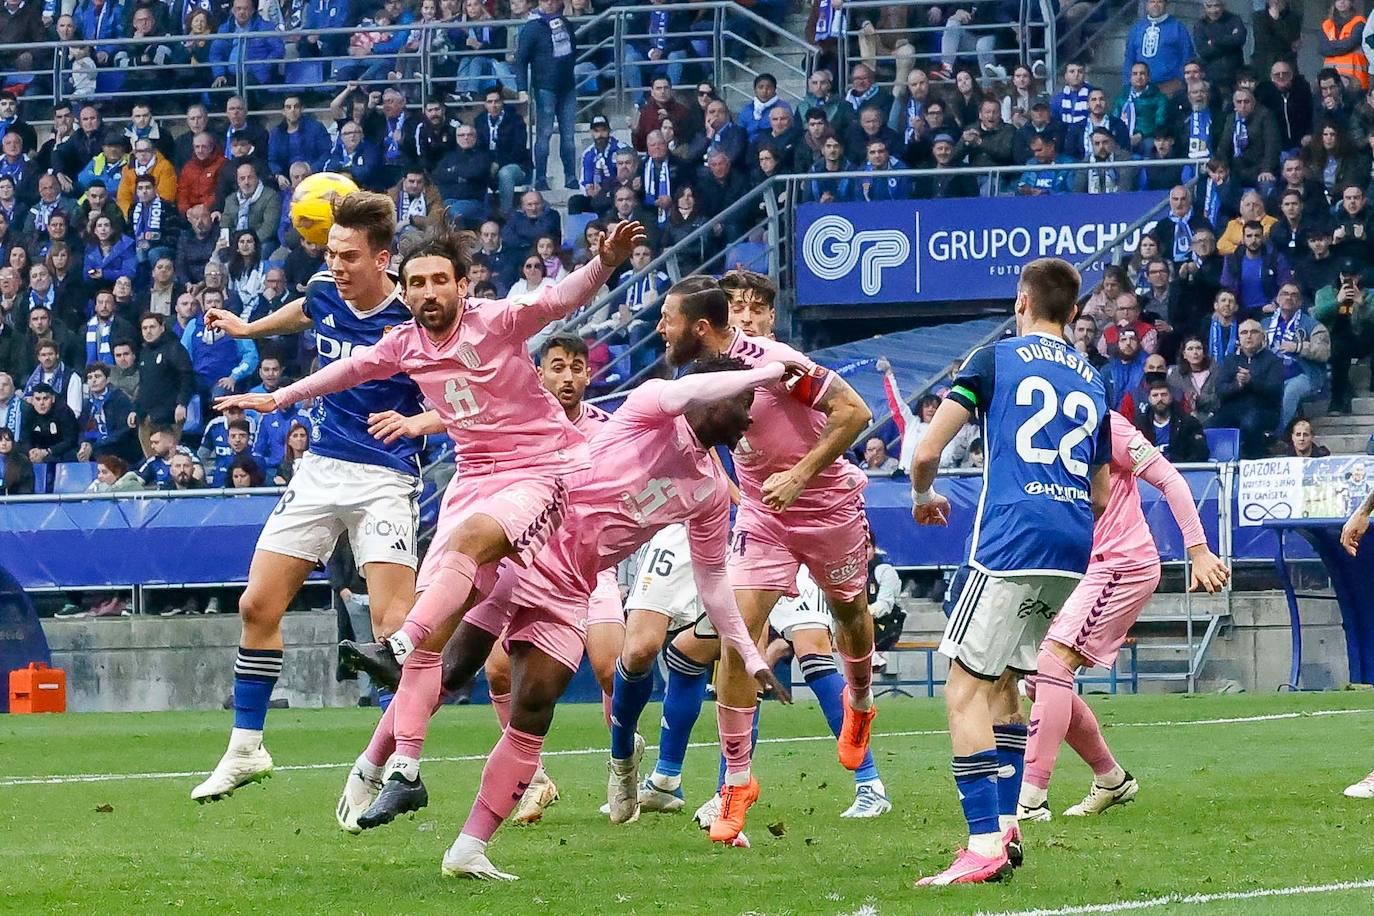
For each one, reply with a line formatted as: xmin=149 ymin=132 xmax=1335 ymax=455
xmin=1 ymin=707 xmax=1369 ymax=789
xmin=976 ymin=878 xmax=1374 ymax=916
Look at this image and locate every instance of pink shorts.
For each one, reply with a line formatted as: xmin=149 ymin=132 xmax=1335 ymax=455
xmin=416 ymin=450 xmax=587 ymax=593
xmin=584 ymin=570 xmax=625 ymax=628
xmin=1044 ymin=562 xmax=1161 ymax=669
xmin=727 ymin=495 xmax=870 ymax=601
xmin=465 ymin=559 xmax=588 ymax=674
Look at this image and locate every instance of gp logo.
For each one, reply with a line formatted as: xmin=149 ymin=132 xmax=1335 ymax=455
xmin=801 ymin=214 xmax=910 ymax=296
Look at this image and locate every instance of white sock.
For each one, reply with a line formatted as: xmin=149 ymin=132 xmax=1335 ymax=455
xmin=532 ymin=765 xmax=547 ymax=783
xmin=724 ymin=767 xmax=751 ymax=787
xmin=968 ymin=831 xmax=1003 ymax=858
xmin=1095 ymin=764 xmax=1127 ymax=788
xmin=355 ymin=754 xmax=383 ymax=781
xmin=229 ymin=727 xmax=262 ymax=752
xmin=388 ymin=755 xmax=420 ymax=782
xmin=450 ymin=832 xmax=486 ymax=858
xmin=1019 ymin=783 xmax=1048 ymax=808
xmin=650 ymin=772 xmax=682 ymax=791
xmin=386 ymin=631 xmax=415 ymax=665
xmin=857 ymin=778 xmax=885 ymax=796
xmin=849 ymin=687 xmax=874 ymax=711
xmin=999 ymin=814 xmax=1018 ymax=832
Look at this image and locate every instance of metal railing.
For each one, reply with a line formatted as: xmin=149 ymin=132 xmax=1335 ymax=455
xmin=833 ymin=0 xmax=1056 ymax=88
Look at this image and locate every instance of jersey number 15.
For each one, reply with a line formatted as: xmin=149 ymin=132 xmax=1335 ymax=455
xmin=1014 ymin=376 xmax=1099 ymax=477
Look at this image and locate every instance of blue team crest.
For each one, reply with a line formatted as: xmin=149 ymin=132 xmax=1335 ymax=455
xmin=457 ymin=343 xmax=481 ymax=369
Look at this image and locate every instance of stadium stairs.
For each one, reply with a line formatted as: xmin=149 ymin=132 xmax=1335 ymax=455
xmin=1313 ymin=364 xmax=1374 ymax=456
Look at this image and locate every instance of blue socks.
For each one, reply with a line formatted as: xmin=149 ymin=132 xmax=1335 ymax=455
xmin=610 ymin=658 xmax=654 ymax=760
xmin=232 ymin=647 xmax=283 ymax=731
xmin=952 ymin=750 xmax=1001 ymax=837
xmin=800 ymin=653 xmax=880 ymax=785
xmin=377 ymin=688 xmax=394 ymax=712
xmin=652 ymin=645 xmax=709 ymax=780
xmin=993 ymin=723 xmax=1028 ymax=819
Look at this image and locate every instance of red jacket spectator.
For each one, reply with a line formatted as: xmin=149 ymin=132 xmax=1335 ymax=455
xmin=178 ymin=147 xmax=226 ymax=215
xmin=632 ymin=90 xmax=694 ymax=151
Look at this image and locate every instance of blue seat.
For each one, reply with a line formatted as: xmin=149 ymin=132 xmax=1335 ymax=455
xmin=563 ymin=212 xmax=597 ymax=253
xmin=31 ymin=463 xmax=49 ymax=494
xmin=1204 ymin=427 xmax=1241 ymax=462
xmin=53 ymin=462 xmax=99 ymax=494
xmin=724 ymin=242 xmax=768 ymax=272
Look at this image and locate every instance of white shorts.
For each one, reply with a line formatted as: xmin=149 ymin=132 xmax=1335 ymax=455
xmin=256 ymin=452 xmax=422 ymax=569
xmin=939 ymin=568 xmax=1077 ymax=679
xmin=769 ymin=567 xmax=833 ymax=641
xmin=625 ymin=524 xmax=703 ymax=632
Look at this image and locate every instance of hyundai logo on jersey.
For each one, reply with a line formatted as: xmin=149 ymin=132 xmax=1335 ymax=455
xmin=794 ymin=192 xmax=1164 ymax=306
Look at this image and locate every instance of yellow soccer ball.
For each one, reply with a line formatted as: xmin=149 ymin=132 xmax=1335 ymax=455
xmin=291 ymin=172 xmax=360 ymax=246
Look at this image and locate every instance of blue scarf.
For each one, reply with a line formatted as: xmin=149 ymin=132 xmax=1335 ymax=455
xmin=86 ymin=388 xmax=110 ymax=439
xmin=28 ymin=286 xmax=54 ymax=313
xmin=133 ymin=197 xmax=164 ymax=243
xmin=1203 ymin=179 xmax=1221 ymax=227
xmin=385 ymin=114 xmax=406 ymax=164
xmin=1121 ymin=90 xmax=1139 ymax=136
xmin=86 ymin=316 xmax=115 ymax=365
xmin=814 ymin=0 xmax=844 ymax=41
xmin=24 ymin=360 xmax=69 ymax=398
xmin=1207 ymin=317 xmax=1238 ymax=362
xmin=1169 ymin=210 xmax=1194 ymax=261
xmin=643 ymin=157 xmax=671 ymax=223
xmin=649 ymin=9 xmax=669 ymax=47
xmin=29 ymin=198 xmax=59 ymax=235
xmin=1232 ymin=116 xmax=1248 ymax=157
xmin=542 ymin=12 xmax=572 ymax=58
xmin=0 ymin=394 xmax=20 ymax=439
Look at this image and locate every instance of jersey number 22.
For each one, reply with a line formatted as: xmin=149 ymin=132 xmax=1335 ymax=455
xmin=1014 ymin=376 xmax=1099 ymax=477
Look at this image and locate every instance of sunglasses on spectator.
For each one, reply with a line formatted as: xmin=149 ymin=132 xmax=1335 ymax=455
xmin=524 ymin=261 xmax=541 ymax=269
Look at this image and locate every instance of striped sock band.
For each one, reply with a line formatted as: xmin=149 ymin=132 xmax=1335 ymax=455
xmin=234 ymin=647 xmax=284 ymax=681
xmin=232 ymin=647 xmax=283 ymax=732
xmin=798 ymin=652 xmax=838 ymax=680
xmin=663 ymin=643 xmax=708 ymax=678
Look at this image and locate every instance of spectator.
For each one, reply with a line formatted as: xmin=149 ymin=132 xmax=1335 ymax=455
xmin=1177 ymin=80 xmax=1219 ymax=180
xmin=374 ymin=88 xmax=420 ymax=189
xmin=83 ymin=215 xmax=136 ymax=284
xmin=205 ymin=418 xmax=256 ymax=486
xmin=1012 ymin=101 xmax=1065 ymax=165
xmin=640 ymin=130 xmax=684 ymax=228
xmin=220 ymin=161 xmax=281 ymax=250
xmin=0 ymin=371 xmax=19 ymax=438
xmin=1123 ymin=0 xmax=1195 ymax=95
xmin=1220 ymin=189 xmax=1280 ymax=254
xmin=1000 ymin=65 xmax=1044 ymax=130
xmin=133 ymin=312 xmax=193 ymax=452
xmin=694 ymin=99 xmax=747 ymax=171
xmin=268 ymin=97 xmax=332 ymax=188
xmin=1209 ymin=318 xmax=1284 ymax=458
xmin=390 ymin=168 xmax=444 ymax=247
xmin=1068 ymin=87 xmax=1131 ymax=160
xmin=1103 ymin=294 xmax=1160 ymax=356
xmin=792 ymin=109 xmax=832 ymax=174
xmin=844 ymin=64 xmax=894 ymax=120
xmin=947 ymin=67 xmax=984 ymax=127
xmin=1269 ymin=189 xmax=1310 ymax=261
xmin=22 ymin=174 xmax=77 ymax=242
xmin=1278 ymin=417 xmax=1331 ymax=457
xmin=1075 ymin=127 xmax=1137 ymax=194
xmin=116 ymin=134 xmax=178 ymax=216
xmin=1314 ymin=262 xmax=1374 ymax=414
xmin=1321 ymin=0 xmax=1369 ymax=92
xmin=859 ymin=139 xmax=911 ymax=202
xmin=1265 ymin=280 xmax=1331 ymax=432
xmin=1303 ymin=120 xmax=1368 ymax=204
xmin=1072 ymin=315 xmax=1108 ymax=370
xmin=749 ymin=107 xmax=801 ymax=173
xmin=271 ymin=421 xmax=310 ymax=485
xmin=473 ymin=88 xmax=532 ymax=215
xmin=1104 ymin=326 xmax=1147 ymax=412
xmin=1082 ymin=265 xmax=1133 ymax=334
xmin=177 ymin=132 xmax=226 ymax=216
xmin=632 ymin=76 xmax=692 ymax=153
xmin=136 ymin=258 xmax=179 ymax=322
xmin=1221 ymin=219 xmax=1290 ymax=316
xmin=175 ymin=205 xmax=217 ymax=288
xmin=860 ymin=436 xmax=898 ymax=477
xmin=936 ymin=2 xmax=1001 ymax=81
xmin=170 ymin=105 xmax=214 ymax=172
xmin=53 ymin=105 xmax=105 ymax=191
xmin=575 ymin=116 xmax=623 ymax=212
xmin=503 ymin=189 xmax=560 ymax=253
xmin=1314 ymin=66 xmax=1359 ymax=128
xmin=19 ymin=381 xmax=79 ymax=471
xmin=914 ymin=132 xmax=979 ymax=199
xmin=209 ymin=0 xmax=284 ymax=91
xmin=1332 ymin=183 xmax=1374 ymax=262
xmin=84 ymin=289 xmax=134 ymax=368
xmin=1194 ymin=0 xmax=1247 ymax=94
xmin=88 ymin=453 xmax=143 ymax=492
xmin=1016 ymin=134 xmax=1073 ymax=195
xmin=433 ymin=123 xmax=492 ymax=224
xmin=1054 ymin=60 xmax=1093 ymax=125
xmin=808 ymin=135 xmax=859 ymax=203
xmin=1270 ymin=154 xmax=1329 ymax=222
xmin=953 ymin=98 xmax=1016 ymax=172
xmin=624 ymin=0 xmax=691 ymax=102
xmin=183 ymin=288 xmax=258 ymax=405
xmin=1120 ymin=353 xmax=1169 ymax=418
xmin=695 ymin=150 xmax=751 ymax=242
xmin=106 ymin=340 xmax=138 ymax=401
xmin=736 ymin=73 xmax=790 ymax=142
xmin=1218 ymin=87 xmax=1280 ymax=188
xmin=0 ymin=426 xmax=32 ymax=494
xmin=845 ymin=103 xmax=902 ymax=165
xmin=516 ymin=0 xmax=580 ymax=191
xmin=76 ymin=361 xmax=136 ymax=463
xmin=22 ymin=338 xmax=82 ymax=415
xmin=414 ymin=98 xmax=457 ymax=173
xmin=1198 ymin=158 xmax=1243 ymax=228
xmin=1252 ymin=0 xmax=1302 ymax=81
xmin=1113 ymin=63 xmax=1169 ymax=152
xmin=324 ymin=122 xmax=383 ymax=192
xmin=802 ymin=69 xmax=854 ymax=140
xmin=1153 ymin=186 xmax=1214 ymax=266
xmin=509 ymin=253 xmax=555 ymax=299
xmin=1256 ymin=60 xmax=1313 ymax=155
xmin=156 ymin=451 xmax=206 ymax=491
xmin=1168 ymin=335 xmax=1219 ymax=421
xmin=1134 ymin=380 xmax=1210 ymax=463
xmin=1299 ymin=222 xmax=1341 ymax=301
xmin=227 ymin=453 xmax=265 ymax=488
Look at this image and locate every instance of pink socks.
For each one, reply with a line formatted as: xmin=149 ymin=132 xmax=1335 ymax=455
xmin=489 ymin=691 xmax=512 ymax=731
xmin=717 ymin=703 xmax=755 ymax=778
xmin=839 ymin=647 xmax=874 ymax=702
xmin=1065 ymin=691 xmax=1119 ymax=777
xmin=400 ymin=552 xmax=479 ymax=648
xmin=392 ymin=649 xmax=443 ymax=759
xmin=601 ymin=691 xmax=613 ymax=730
xmin=1024 ymin=648 xmax=1077 ymax=791
xmin=462 ymin=726 xmax=545 ymax=842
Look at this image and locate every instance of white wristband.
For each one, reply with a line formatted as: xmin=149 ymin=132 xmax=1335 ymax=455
xmin=913 ymin=488 xmax=935 ymax=506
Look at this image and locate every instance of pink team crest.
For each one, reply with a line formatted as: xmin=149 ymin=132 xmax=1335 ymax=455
xmin=458 ymin=343 xmax=481 ymax=369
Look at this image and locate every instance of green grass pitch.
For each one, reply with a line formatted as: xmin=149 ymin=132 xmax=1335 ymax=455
xmin=3 ymin=691 xmax=1374 ymax=915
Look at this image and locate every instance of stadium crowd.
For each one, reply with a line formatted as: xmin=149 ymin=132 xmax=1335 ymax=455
xmin=0 ymin=0 xmax=1366 ymax=504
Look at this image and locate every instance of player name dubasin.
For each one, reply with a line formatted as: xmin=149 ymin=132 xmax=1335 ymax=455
xmin=1014 ymin=340 xmax=1096 ymax=382
xmin=925 ymin=222 xmax=1138 ymax=262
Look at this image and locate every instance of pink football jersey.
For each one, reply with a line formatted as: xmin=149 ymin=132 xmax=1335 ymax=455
xmin=724 ymin=328 xmax=867 ymax=514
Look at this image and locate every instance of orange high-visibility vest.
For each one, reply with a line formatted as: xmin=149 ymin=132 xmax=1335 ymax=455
xmin=1323 ymin=15 xmax=1370 ymax=90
